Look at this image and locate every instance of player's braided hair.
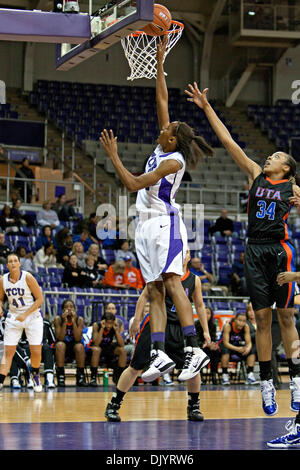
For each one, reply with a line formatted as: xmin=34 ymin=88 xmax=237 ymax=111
xmin=174 ymin=121 xmax=214 ymax=169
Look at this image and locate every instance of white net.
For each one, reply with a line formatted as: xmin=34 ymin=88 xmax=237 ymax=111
xmin=121 ymin=21 xmax=184 ymax=81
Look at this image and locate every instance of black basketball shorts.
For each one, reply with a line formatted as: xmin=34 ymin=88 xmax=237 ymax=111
xmin=244 ymin=241 xmax=296 ymax=311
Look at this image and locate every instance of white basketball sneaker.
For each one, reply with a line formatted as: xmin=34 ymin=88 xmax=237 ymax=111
xmin=141 ymin=349 xmax=175 ymax=383
xmin=11 ymin=378 xmax=21 ymax=390
xmin=45 ymin=373 xmax=55 ymax=390
xmin=290 ymin=377 xmax=300 ymax=412
xmin=178 ymin=346 xmax=210 ymax=382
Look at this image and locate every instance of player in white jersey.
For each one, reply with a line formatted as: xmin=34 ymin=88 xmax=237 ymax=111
xmin=100 ymin=37 xmax=214 ymax=382
xmin=0 ymin=253 xmax=44 ymax=392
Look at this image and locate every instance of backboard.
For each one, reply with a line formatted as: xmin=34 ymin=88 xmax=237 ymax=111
xmin=56 ymin=0 xmax=154 ymax=71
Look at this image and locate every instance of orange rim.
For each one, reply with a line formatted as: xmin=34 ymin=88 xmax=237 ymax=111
xmin=130 ymin=20 xmax=184 ymax=38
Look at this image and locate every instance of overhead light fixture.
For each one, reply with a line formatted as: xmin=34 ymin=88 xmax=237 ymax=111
xmin=248 ymin=11 xmax=256 ymax=16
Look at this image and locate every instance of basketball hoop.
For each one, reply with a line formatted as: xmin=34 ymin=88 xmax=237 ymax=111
xmin=121 ymin=20 xmax=184 ymax=81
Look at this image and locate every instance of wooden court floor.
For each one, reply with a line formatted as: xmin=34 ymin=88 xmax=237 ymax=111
xmin=0 ymin=383 xmax=298 ymax=450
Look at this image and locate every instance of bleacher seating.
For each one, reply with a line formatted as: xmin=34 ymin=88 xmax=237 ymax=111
xmin=248 ymin=100 xmax=300 ymax=151
xmin=29 ymin=80 xmax=246 ymax=149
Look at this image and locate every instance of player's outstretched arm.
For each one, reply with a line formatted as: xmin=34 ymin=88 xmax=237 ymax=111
xmin=156 ymin=35 xmax=169 ymax=131
xmin=100 ymin=129 xmax=181 ymax=192
xmin=184 ymin=82 xmax=262 ymax=185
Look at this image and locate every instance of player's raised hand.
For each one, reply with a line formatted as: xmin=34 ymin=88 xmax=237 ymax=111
xmin=99 ymin=129 xmax=118 ymax=159
xmin=156 ymin=34 xmax=168 ymax=63
xmin=185 ymin=82 xmax=209 ymax=110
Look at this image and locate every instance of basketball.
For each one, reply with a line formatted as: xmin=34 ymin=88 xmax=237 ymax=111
xmin=142 ymin=4 xmax=172 ymax=37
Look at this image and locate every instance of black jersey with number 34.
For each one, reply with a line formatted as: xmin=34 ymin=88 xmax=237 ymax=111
xmin=247 ymin=173 xmax=293 ymax=241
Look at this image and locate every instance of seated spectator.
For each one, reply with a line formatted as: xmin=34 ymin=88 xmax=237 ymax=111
xmin=103 ymin=302 xmax=124 ymax=332
xmin=86 ymin=243 xmax=108 ymax=275
xmin=84 ymin=254 xmax=103 ymax=288
xmin=72 ymin=229 xmax=94 ymax=252
xmin=33 ymin=242 xmax=57 ymax=268
xmin=16 ymin=246 xmax=36 ymax=273
xmin=54 ymin=299 xmax=88 ymax=387
xmin=219 ymin=312 xmax=258 ymax=386
xmin=115 ymin=240 xmax=137 ymax=265
xmin=209 ymin=209 xmax=238 ymax=238
xmin=52 ymin=194 xmax=77 ymax=222
xmin=189 ymin=257 xmax=214 ymax=292
xmin=36 ymin=225 xmax=57 ymax=251
xmin=102 ymin=260 xmax=130 ymax=290
xmin=92 ymin=311 xmax=127 ymax=384
xmin=123 ymin=256 xmax=144 ymax=290
xmin=10 ymin=198 xmax=31 ymax=227
xmin=97 ymin=215 xmax=119 ymax=249
xmin=230 ymin=252 xmax=248 ymax=296
xmin=0 ymin=232 xmax=11 ymax=264
xmin=86 ymin=212 xmax=98 ymax=242
xmin=37 ymin=200 xmax=64 ymax=233
xmin=62 ymin=254 xmax=89 ymax=288
xmin=0 ymin=204 xmax=25 ymax=235
xmin=56 ymin=230 xmax=73 ymax=266
xmin=72 ymin=241 xmax=86 ymax=268
xmin=195 ymin=307 xmax=220 ymax=385
xmin=76 ymin=212 xmax=98 ymax=241
xmin=56 ymin=227 xmax=71 ymax=248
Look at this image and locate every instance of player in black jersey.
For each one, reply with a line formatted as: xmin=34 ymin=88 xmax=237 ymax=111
xmin=54 ymin=299 xmax=88 ymax=387
xmin=104 ymin=251 xmax=211 ymax=422
xmin=185 ymin=83 xmax=300 ymax=429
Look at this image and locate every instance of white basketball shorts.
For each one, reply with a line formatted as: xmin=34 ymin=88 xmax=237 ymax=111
xmin=135 ymin=214 xmax=188 ymax=283
xmin=4 ymin=310 xmax=43 ymax=346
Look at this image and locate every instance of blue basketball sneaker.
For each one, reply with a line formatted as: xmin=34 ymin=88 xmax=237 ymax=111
xmin=290 ymin=377 xmax=300 ymax=412
xmin=261 ymin=379 xmax=278 ymax=416
xmin=267 ymin=420 xmax=300 ymax=448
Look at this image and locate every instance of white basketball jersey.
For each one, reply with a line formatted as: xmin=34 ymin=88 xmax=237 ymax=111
xmin=136 ymin=145 xmax=185 ymax=217
xmin=3 ymin=270 xmax=37 ymax=315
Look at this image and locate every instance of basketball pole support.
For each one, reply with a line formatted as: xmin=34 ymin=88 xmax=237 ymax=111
xmin=200 ymin=0 xmax=227 ymax=90
xmin=225 ymin=63 xmax=256 ymax=108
